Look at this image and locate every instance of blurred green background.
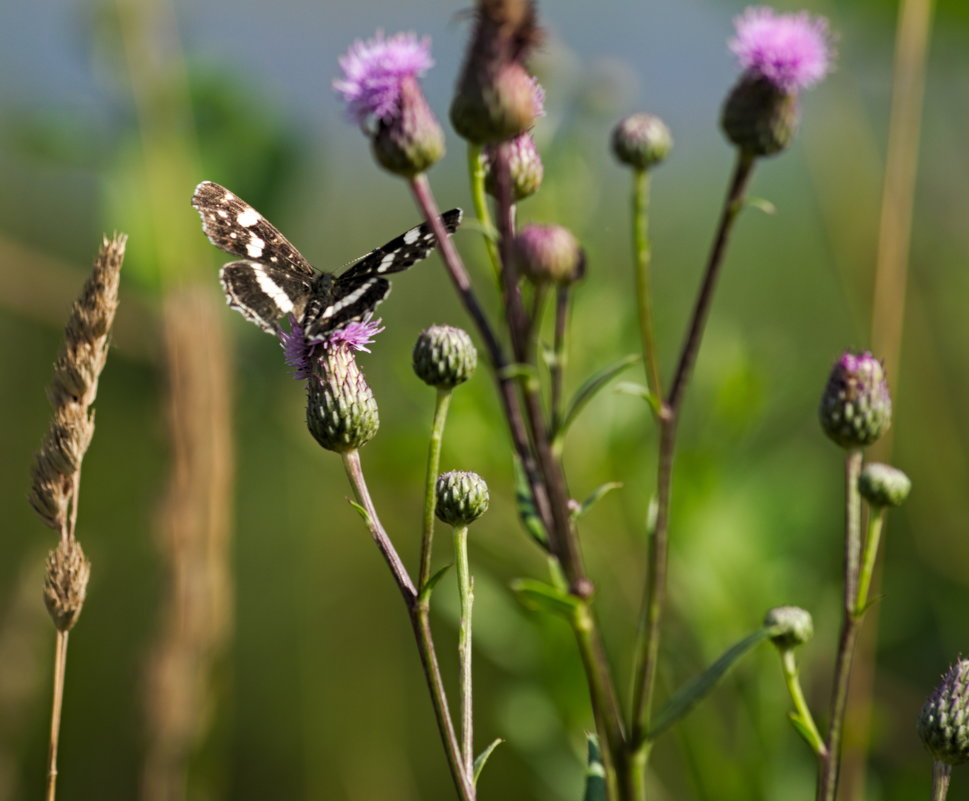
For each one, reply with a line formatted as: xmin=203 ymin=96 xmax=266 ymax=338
xmin=3 ymin=0 xmax=968 ymax=799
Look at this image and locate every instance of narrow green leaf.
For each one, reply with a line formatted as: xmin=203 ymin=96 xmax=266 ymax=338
xmin=513 ymin=456 xmax=549 ymax=550
xmin=472 ymin=738 xmax=504 ymax=784
xmin=418 ymin=563 xmax=452 ymax=604
xmin=745 ymin=196 xmax=776 ymax=215
xmin=574 ymin=482 xmax=624 ymax=520
xmin=347 ymin=500 xmax=370 ymax=523
xmin=497 ymin=362 xmax=537 ymax=382
xmin=613 ymin=381 xmax=661 ymax=415
xmin=788 ymin=712 xmax=817 ymax=751
xmin=646 ymin=628 xmax=773 ymax=741
xmin=511 ymin=578 xmax=580 ymax=620
xmin=557 ymin=354 xmax=640 ymax=438
xmin=582 ymin=733 xmax=607 ymax=801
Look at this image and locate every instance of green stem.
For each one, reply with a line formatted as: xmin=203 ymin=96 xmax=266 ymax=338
xmin=340 ymin=450 xmax=474 ymax=800
xmin=631 ymin=168 xmax=662 ymax=403
xmin=454 ymin=525 xmax=474 ymax=775
xmin=854 ymin=507 xmax=887 ymax=617
xmin=817 ymin=448 xmax=865 ymax=801
xmin=466 ymin=143 xmax=502 ymax=277
xmin=420 ymin=389 xmax=453 ymax=591
xmin=930 ymin=761 xmax=952 ymax=801
xmin=780 ymin=649 xmax=826 ymax=757
xmin=629 ymin=151 xmax=757 ymax=752
xmin=550 ymin=286 xmax=569 ymax=447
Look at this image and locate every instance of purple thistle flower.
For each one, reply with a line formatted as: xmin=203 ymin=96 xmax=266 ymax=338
xmin=279 ymin=316 xmax=384 ymax=380
xmin=729 ymin=7 xmax=833 ymax=92
xmin=334 ymin=31 xmax=434 ymax=127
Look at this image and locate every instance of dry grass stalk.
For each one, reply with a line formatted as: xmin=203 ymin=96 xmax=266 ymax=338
xmin=27 ymin=234 xmax=126 ymax=801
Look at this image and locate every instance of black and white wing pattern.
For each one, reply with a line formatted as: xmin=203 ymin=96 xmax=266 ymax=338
xmin=191 ymin=180 xmax=462 ymax=338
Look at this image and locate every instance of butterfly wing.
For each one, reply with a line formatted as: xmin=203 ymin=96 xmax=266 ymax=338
xmin=192 ymin=181 xmax=316 ymax=279
xmin=220 ymin=261 xmax=315 ymax=334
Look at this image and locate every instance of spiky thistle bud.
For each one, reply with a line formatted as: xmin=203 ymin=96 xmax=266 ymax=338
xmin=819 ymin=351 xmax=892 ymax=449
xmin=450 ymin=0 xmax=543 ymax=144
xmin=44 ymin=540 xmax=91 ymax=632
xmin=483 ymin=132 xmax=544 ymax=200
xmin=721 ymin=7 xmax=833 ymax=157
xmin=611 ymin=113 xmax=672 ymax=171
xmin=413 ymin=325 xmax=478 ymax=389
xmin=764 ymin=605 xmax=814 ymax=650
xmin=918 ymin=659 xmax=969 ymax=765
xmin=512 ymin=223 xmax=585 ymax=286
xmin=306 ymin=344 xmax=379 ymax=452
xmin=858 ymin=463 xmax=912 ymax=508
xmin=435 ymin=470 xmax=490 ymax=527
xmin=372 ymin=75 xmax=445 ymax=177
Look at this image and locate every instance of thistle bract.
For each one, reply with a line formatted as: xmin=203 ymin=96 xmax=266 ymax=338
xmin=484 ymin=132 xmax=544 ymax=200
xmin=858 ymin=462 xmax=912 ymax=508
xmin=819 ymin=351 xmax=892 ymax=449
xmin=918 ymin=660 xmax=969 ymax=765
xmin=764 ymin=605 xmax=813 ymax=649
xmin=413 ymin=325 xmax=478 ymax=389
xmin=513 ymin=224 xmax=584 ymax=286
xmin=306 ymin=344 xmax=380 ymax=452
xmin=435 ymin=470 xmax=490 ymax=527
xmin=611 ymin=113 xmax=672 ymax=171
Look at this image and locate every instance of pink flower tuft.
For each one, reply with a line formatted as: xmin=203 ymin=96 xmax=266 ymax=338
xmin=730 ymin=7 xmax=833 ymax=92
xmin=334 ymin=31 xmax=434 ymax=126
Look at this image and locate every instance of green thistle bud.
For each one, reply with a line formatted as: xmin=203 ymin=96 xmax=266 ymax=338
xmin=764 ymin=605 xmax=814 ymax=649
xmin=484 ymin=132 xmax=544 ymax=200
xmin=372 ymin=76 xmax=445 ymax=178
xmin=858 ymin=463 xmax=912 ymax=508
xmin=720 ymin=74 xmax=798 ymax=158
xmin=435 ymin=470 xmax=490 ymax=527
xmin=306 ymin=345 xmax=379 ymax=452
xmin=413 ymin=325 xmax=478 ymax=389
xmin=918 ymin=659 xmax=969 ymax=765
xmin=512 ymin=223 xmax=585 ymax=286
xmin=44 ymin=539 xmax=91 ymax=632
xmin=819 ymin=351 xmax=892 ymax=449
xmin=451 ymin=61 xmax=540 ymax=144
xmin=611 ymin=113 xmax=672 ymax=171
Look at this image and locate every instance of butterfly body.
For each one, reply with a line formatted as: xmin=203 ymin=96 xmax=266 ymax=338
xmin=192 ymin=181 xmax=461 ymax=339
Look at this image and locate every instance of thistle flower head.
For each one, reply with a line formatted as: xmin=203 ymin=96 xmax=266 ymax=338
xmin=483 ymin=131 xmax=544 ymax=200
xmin=280 ymin=316 xmax=384 ymax=380
xmin=413 ymin=325 xmax=478 ymax=389
xmin=819 ymin=351 xmax=892 ymax=449
xmin=858 ymin=463 xmax=912 ymax=508
xmin=334 ymin=31 xmax=434 ymax=127
xmin=513 ymin=223 xmax=585 ymax=286
xmin=730 ymin=7 xmax=833 ymax=93
xmin=764 ymin=605 xmax=814 ymax=650
xmin=305 ymin=342 xmax=380 ymax=453
xmin=435 ymin=470 xmax=490 ymax=527
xmin=918 ymin=659 xmax=969 ymax=765
xmin=611 ymin=113 xmax=672 ymax=171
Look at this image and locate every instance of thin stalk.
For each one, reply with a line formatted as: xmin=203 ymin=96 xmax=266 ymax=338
xmin=817 ymin=448 xmax=865 ymax=801
xmin=930 ymin=761 xmax=952 ymax=801
xmin=420 ymin=389 xmax=453 ymax=591
xmin=466 ymin=143 xmax=502 ymax=276
xmin=631 ymin=168 xmax=662 ymax=402
xmin=550 ymin=286 xmax=569 ymax=442
xmin=409 ymin=174 xmax=555 ymax=538
xmin=854 ymin=507 xmax=886 ymax=617
xmin=630 ymin=151 xmax=757 ymax=746
xmin=780 ymin=649 xmax=827 ymax=757
xmin=454 ymin=525 xmax=474 ymax=775
xmin=340 ymin=450 xmax=474 ymax=800
xmin=45 ymin=630 xmax=69 ymax=801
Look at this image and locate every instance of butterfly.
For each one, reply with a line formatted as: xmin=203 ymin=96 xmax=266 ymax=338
xmin=192 ymin=181 xmax=462 ymax=338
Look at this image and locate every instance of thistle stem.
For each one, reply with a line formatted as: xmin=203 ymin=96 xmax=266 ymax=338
xmin=340 ymin=450 xmax=474 ymax=800
xmin=630 ymin=151 xmax=757 ymax=751
xmin=420 ymin=389 xmax=452 ymax=591
xmin=930 ymin=761 xmax=952 ymax=801
xmin=550 ymin=286 xmax=569 ymax=445
xmin=631 ymin=168 xmax=662 ymax=403
xmin=854 ymin=507 xmax=886 ymax=617
xmin=780 ymin=649 xmax=827 ymax=757
xmin=817 ymin=448 xmax=865 ymax=801
xmin=454 ymin=525 xmax=474 ymax=775
xmin=466 ymin=143 xmax=502 ymax=276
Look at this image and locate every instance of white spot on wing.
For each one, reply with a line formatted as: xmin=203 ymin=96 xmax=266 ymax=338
xmin=403 ymin=227 xmax=420 ymax=245
xmin=246 ymin=235 xmax=265 ymax=258
xmin=253 ymin=269 xmax=294 ymax=314
xmin=237 ymin=208 xmax=260 ymax=227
